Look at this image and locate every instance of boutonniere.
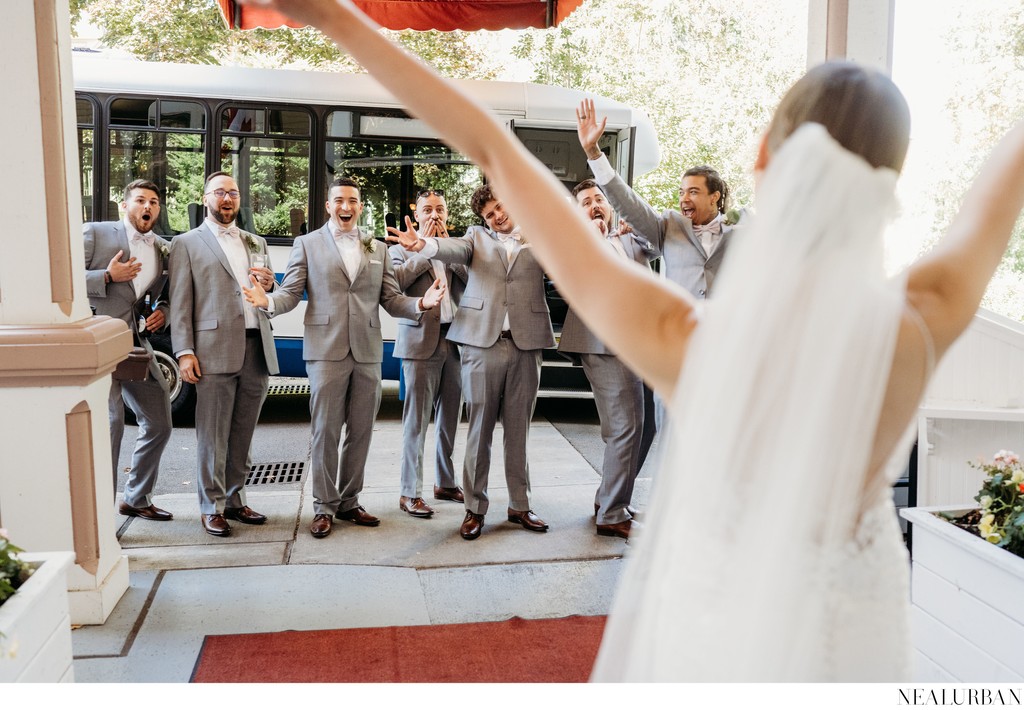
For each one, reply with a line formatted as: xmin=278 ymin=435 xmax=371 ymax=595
xmin=361 ymin=236 xmax=377 ymax=255
xmin=156 ymin=241 xmax=170 ymax=259
xmin=724 ymin=208 xmax=747 ymax=226
xmin=245 ymin=234 xmax=261 ymax=253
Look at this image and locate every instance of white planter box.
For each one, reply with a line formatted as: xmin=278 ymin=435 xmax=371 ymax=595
xmin=0 ymin=551 xmax=75 ymax=683
xmin=900 ymin=507 xmax=1024 ymax=682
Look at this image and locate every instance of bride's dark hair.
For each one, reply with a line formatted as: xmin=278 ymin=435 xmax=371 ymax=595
xmin=765 ymin=61 xmax=911 ymax=173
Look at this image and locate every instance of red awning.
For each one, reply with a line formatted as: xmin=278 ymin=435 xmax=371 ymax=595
xmin=217 ymin=1 xmax=585 ymax=32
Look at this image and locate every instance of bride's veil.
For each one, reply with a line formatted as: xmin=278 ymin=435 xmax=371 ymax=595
xmin=592 ymin=123 xmax=905 ymax=681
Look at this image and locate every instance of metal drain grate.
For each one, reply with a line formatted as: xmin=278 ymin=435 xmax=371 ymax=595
xmin=246 ymin=461 xmax=305 ymax=485
xmin=267 ymin=383 xmax=311 ymax=396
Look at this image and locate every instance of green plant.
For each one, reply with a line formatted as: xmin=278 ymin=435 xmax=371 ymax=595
xmin=969 ymin=450 xmax=1024 ymax=557
xmin=0 ymin=529 xmax=33 ymax=608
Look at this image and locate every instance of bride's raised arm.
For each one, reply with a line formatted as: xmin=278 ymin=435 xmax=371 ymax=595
xmin=239 ymin=0 xmax=697 ymax=397
xmin=907 ymin=121 xmax=1024 ymax=353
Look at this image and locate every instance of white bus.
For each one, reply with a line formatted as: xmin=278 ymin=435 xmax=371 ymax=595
xmin=72 ymin=52 xmax=660 ymax=418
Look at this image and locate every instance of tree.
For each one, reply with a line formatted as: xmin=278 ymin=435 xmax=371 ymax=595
xmin=508 ymin=0 xmax=807 ymax=214
xmin=71 ymin=0 xmax=496 ymax=79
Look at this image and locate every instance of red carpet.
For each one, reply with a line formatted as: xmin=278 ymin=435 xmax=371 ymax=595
xmin=190 ymin=615 xmax=606 ymax=683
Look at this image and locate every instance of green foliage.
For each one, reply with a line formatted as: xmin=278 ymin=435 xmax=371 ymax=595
xmin=72 ymin=0 xmax=495 ymax=79
xmin=509 ymin=0 xmax=805 ymax=214
xmin=0 ymin=531 xmax=33 ymax=608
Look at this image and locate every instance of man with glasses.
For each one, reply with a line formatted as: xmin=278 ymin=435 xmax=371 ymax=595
xmin=84 ymin=179 xmax=174 ymax=522
xmin=169 ymin=171 xmax=279 ymax=538
xmin=388 ymin=188 xmax=468 ymax=519
xmin=243 ymin=177 xmax=445 ymax=539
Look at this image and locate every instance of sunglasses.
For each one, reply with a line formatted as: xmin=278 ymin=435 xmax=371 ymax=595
xmin=416 ymin=188 xmax=445 ymax=198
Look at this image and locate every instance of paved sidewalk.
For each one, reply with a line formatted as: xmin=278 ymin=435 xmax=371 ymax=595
xmin=74 ymin=393 xmax=654 ymax=683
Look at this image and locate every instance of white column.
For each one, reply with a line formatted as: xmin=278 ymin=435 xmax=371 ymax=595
xmin=0 ymin=0 xmax=129 ymax=624
xmin=807 ymin=0 xmax=895 ymax=75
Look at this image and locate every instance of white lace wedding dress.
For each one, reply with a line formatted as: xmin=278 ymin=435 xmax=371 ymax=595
xmin=591 ymin=124 xmax=917 ymax=682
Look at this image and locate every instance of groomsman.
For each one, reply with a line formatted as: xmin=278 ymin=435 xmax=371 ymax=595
xmin=170 ymin=172 xmax=279 ymax=537
xmin=244 ymin=177 xmax=444 ymax=539
xmin=390 ymin=184 xmax=553 ymax=541
xmin=389 ymin=188 xmax=468 ymax=518
xmin=558 ymin=179 xmax=658 ymax=540
xmin=576 ymin=99 xmax=740 ymax=454
xmin=84 ymin=179 xmax=173 ymax=521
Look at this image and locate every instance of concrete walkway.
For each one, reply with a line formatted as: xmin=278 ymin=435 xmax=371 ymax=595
xmin=72 ymin=389 xmax=653 ymax=683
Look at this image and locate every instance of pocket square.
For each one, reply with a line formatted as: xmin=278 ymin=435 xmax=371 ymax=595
xmin=370 ymin=259 xmax=382 ymax=264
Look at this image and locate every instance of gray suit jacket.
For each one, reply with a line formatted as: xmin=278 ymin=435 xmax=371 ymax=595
xmin=271 ymin=224 xmax=421 ymax=363
xmin=83 ymin=220 xmax=170 ymax=380
xmin=432 ymin=226 xmax=555 ymax=351
xmin=169 ymin=223 xmax=279 ymax=375
xmin=389 ymin=245 xmax=467 ymax=360
xmin=557 ymin=232 xmax=659 ymax=356
xmin=602 ymin=173 xmax=737 ymax=299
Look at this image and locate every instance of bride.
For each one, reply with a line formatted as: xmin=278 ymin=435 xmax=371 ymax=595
xmin=240 ymin=0 xmax=1024 ymax=681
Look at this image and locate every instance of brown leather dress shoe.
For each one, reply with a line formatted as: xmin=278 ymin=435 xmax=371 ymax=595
xmin=433 ymin=485 xmax=465 ymax=503
xmin=201 ymin=514 xmax=231 ymax=537
xmin=223 ymin=505 xmax=267 ymax=525
xmin=460 ymin=511 xmax=484 ymax=540
xmin=335 ymin=506 xmax=380 ymax=527
xmin=119 ymin=502 xmax=173 ymax=521
xmin=507 ymin=508 xmax=549 ymax=532
xmin=310 ymin=513 xmax=333 ymax=539
xmin=400 ymin=496 xmax=435 ymax=518
xmin=596 ymin=519 xmax=637 ymax=539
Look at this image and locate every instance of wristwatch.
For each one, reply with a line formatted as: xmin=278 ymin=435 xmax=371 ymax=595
xmin=104 ymin=270 xmax=112 ymax=284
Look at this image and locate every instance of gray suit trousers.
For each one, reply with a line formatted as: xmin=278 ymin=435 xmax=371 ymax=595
xmin=399 ymin=336 xmax=462 ymax=497
xmin=109 ymin=375 xmax=172 ymax=507
xmin=194 ymin=337 xmax=269 ymax=514
xmin=307 ymin=357 xmax=381 ymax=515
xmin=460 ymin=339 xmax=541 ymax=515
xmin=581 ymin=354 xmax=645 ymax=525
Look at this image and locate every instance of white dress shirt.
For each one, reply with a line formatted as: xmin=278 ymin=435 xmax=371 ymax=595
xmin=206 ymin=218 xmax=259 ymax=329
xmin=123 ymin=217 xmax=158 ymax=299
xmin=332 ymin=224 xmax=363 ymax=282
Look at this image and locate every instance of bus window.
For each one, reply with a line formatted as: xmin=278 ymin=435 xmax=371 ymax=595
xmin=220 ymin=106 xmax=311 ymax=240
xmin=325 ymin=113 xmax=483 ymax=237
xmin=105 ymin=98 xmax=206 ymax=235
xmin=410 ymin=144 xmax=482 ymax=236
xmin=325 ymin=139 xmax=403 ymax=237
xmin=76 ymin=97 xmax=95 ymax=223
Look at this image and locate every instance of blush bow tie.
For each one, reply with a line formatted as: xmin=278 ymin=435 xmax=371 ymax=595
xmin=333 ymin=228 xmax=360 ymax=241
xmin=692 ymin=220 xmax=722 ymax=238
xmin=131 ymin=232 xmax=155 ymax=246
xmin=218 ymin=226 xmax=240 ymax=239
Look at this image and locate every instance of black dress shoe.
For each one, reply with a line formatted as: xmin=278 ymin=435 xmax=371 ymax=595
xmin=507 ymin=508 xmax=549 ymax=532
xmin=223 ymin=505 xmax=267 ymax=525
xmin=460 ymin=511 xmax=484 ymax=540
xmin=119 ymin=502 xmax=173 ymax=521
xmin=597 ymin=519 xmax=636 ymax=539
xmin=433 ymin=485 xmax=465 ymax=503
xmin=201 ymin=514 xmax=231 ymax=537
xmin=310 ymin=514 xmax=333 ymax=539
xmin=335 ymin=506 xmax=380 ymax=527
xmin=400 ymin=496 xmax=435 ymax=518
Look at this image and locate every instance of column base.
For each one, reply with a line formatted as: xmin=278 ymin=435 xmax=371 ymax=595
xmin=68 ymin=554 xmax=129 ymax=625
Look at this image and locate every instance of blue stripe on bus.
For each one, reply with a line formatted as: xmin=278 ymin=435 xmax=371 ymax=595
xmin=273 ymin=338 xmax=402 ymax=381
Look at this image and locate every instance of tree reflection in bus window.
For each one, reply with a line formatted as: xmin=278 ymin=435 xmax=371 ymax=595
xmin=220 ymin=136 xmax=310 ymax=238
xmin=220 ymin=106 xmax=311 ymax=239
xmin=325 ymin=138 xmax=483 ymax=238
xmin=107 ymin=130 xmax=204 ymax=235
